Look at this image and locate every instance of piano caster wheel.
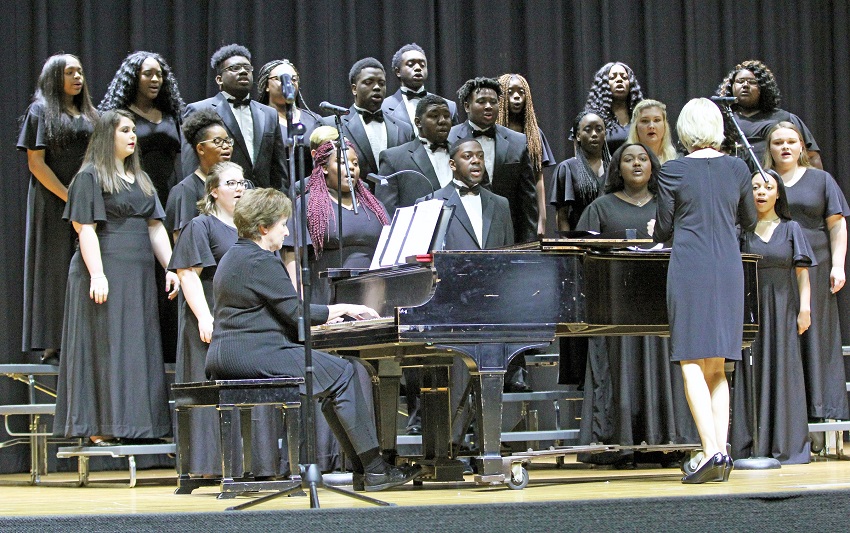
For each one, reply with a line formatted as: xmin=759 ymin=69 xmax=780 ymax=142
xmin=506 ymin=465 xmax=528 ymax=490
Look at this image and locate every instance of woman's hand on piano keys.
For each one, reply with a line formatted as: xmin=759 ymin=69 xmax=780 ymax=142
xmin=325 ymin=303 xmax=381 ymax=324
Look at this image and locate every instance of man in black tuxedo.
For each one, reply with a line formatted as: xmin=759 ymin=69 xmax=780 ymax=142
xmin=382 ymin=43 xmax=458 ymax=135
xmin=181 ymin=44 xmax=286 ymax=192
xmin=448 ymin=77 xmax=537 ymax=243
xmin=377 ymin=94 xmax=453 ymax=217
xmin=321 ymin=58 xmax=413 ymax=181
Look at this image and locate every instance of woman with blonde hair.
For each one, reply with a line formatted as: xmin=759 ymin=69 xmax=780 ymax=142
xmin=626 ymin=99 xmax=677 ymax=165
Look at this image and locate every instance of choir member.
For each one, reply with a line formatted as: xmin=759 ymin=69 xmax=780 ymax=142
xmin=497 ymin=73 xmax=555 ymax=237
xmin=99 ymin=51 xmax=185 ymax=208
xmin=653 ymin=98 xmax=758 ymax=483
xmin=320 ymin=57 xmax=414 ymax=179
xmin=626 ymin=99 xmax=678 ymax=165
xmin=584 ymin=62 xmax=644 ymax=154
xmin=181 ymin=44 xmax=287 ymax=191
xmin=731 ymin=170 xmax=814 ymax=464
xmin=382 ymin=43 xmax=459 ymax=134
xmin=205 ymin=187 xmax=420 ymax=491
xmin=550 ymin=110 xmax=609 ymax=232
xmin=716 ymin=59 xmax=822 ymax=169
xmin=576 ymin=143 xmax=698 ymax=466
xmin=448 ymin=77 xmax=538 ymax=243
xmin=378 ymin=94 xmax=453 ymax=217
xmin=763 ymin=122 xmax=849 ymax=432
xmin=54 ymin=109 xmax=178 ymax=446
xmin=17 ymin=53 xmax=98 ymax=361
xmin=257 ymin=59 xmax=322 ymax=182
xmin=166 ymin=110 xmax=233 ymax=240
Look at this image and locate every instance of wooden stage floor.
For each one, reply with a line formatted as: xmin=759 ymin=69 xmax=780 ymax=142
xmin=1 ymin=456 xmax=849 ymax=516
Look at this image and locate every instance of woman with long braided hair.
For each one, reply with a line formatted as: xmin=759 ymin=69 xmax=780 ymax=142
xmin=497 ymin=73 xmax=555 ymax=237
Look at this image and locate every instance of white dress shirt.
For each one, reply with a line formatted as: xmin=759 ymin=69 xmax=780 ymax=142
xmin=468 ymin=121 xmax=495 ymax=182
xmin=453 ymin=179 xmax=483 ymax=247
xmin=222 ymin=91 xmax=255 ymax=163
xmin=420 ymin=137 xmax=452 ymax=187
xmin=354 ymin=105 xmax=388 ymax=165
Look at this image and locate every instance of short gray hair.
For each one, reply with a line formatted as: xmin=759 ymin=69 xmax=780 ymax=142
xmin=676 ymin=98 xmax=724 ymax=152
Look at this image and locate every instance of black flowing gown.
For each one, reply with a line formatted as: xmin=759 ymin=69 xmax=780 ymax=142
xmin=731 ymin=220 xmax=815 ymax=464
xmin=16 ymin=102 xmax=93 ymax=352
xmin=165 ymin=173 xmax=206 ymax=236
xmin=576 ymin=194 xmax=699 ymax=465
xmin=784 ymin=168 xmax=850 ymax=420
xmin=54 ymin=169 xmax=171 ymax=439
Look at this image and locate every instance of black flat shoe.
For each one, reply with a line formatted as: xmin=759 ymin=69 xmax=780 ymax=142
xmin=681 ymin=453 xmax=723 ymax=484
xmin=364 ymin=465 xmax=421 ymax=492
xmin=90 ymin=438 xmax=121 ymax=447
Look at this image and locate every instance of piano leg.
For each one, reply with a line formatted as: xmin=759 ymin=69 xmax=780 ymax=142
xmin=369 ymin=359 xmax=402 ymax=454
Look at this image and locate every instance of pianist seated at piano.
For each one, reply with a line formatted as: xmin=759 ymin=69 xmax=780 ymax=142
xmin=206 ymin=188 xmax=420 ymax=491
xmin=281 ymin=139 xmax=390 ymax=305
xmin=574 ymin=143 xmax=698 ymax=467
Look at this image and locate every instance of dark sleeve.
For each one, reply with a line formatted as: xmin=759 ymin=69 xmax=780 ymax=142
xmin=501 ymin=197 xmax=515 ymax=246
xmin=270 ymin=118 xmax=288 ymax=194
xmin=282 ymin=198 xmax=314 ymax=249
xmin=788 ymin=113 xmax=820 ymax=153
xmin=822 ymin=171 xmax=850 ymax=217
xmin=654 ymin=163 xmax=676 ymax=243
xmin=516 ymin=141 xmax=539 ymax=240
xmin=538 ymin=128 xmax=556 ymax=167
xmin=17 ymin=102 xmax=47 ymax=151
xmin=63 ymin=170 xmax=106 ymax=224
xmin=166 ymin=181 xmax=199 ymax=233
xmin=549 ymin=160 xmax=575 ymax=207
xmin=253 ymin=252 xmax=329 ymax=326
xmin=149 ymin=191 xmax=166 ymax=221
xmin=180 ymin=103 xmax=200 ymax=177
xmin=377 ymin=151 xmax=400 ymax=216
xmin=735 ymin=158 xmax=758 ymax=232
xmin=789 ymin=220 xmax=817 ymax=268
xmin=168 ymin=216 xmax=217 ymax=271
xmin=575 ymin=199 xmax=602 ymax=232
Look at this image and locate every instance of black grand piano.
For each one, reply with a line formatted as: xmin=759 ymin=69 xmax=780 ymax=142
xmin=311 ymin=239 xmax=759 ymax=484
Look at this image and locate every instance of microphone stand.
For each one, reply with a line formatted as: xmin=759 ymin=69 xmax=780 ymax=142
xmin=230 ymin=91 xmax=391 ymax=510
xmin=717 ymin=101 xmax=780 ymax=471
xmin=330 ymin=114 xmax=358 ymax=268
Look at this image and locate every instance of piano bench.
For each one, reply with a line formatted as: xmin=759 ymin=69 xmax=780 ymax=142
xmin=171 ymin=378 xmax=303 ymax=499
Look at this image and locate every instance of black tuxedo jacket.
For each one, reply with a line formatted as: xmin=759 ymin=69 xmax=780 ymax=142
xmin=418 ymin=183 xmax=514 ymax=250
xmin=381 ymin=89 xmax=459 ymax=130
xmin=447 ymin=122 xmax=536 ymax=243
xmin=377 ymin=139 xmax=445 ymax=217
xmin=320 ymin=105 xmax=414 ymax=180
xmin=180 ymin=93 xmax=287 ymax=191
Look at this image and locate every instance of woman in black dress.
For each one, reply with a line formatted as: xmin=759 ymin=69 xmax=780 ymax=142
xmin=54 ymin=109 xmax=179 ymax=446
xmin=731 ymin=170 xmax=814 ymax=464
xmin=576 ymin=143 xmax=698 ymax=466
xmin=17 ymin=53 xmax=98 ymax=360
xmin=763 ymin=122 xmax=849 ymax=429
xmin=165 ymin=110 xmax=233 ymax=240
xmin=206 ymin=188 xmax=419 ymax=491
xmin=654 ymin=98 xmax=758 ymax=483
xmin=497 ymin=73 xmax=555 ymax=238
xmin=584 ymin=62 xmax=644 ymax=154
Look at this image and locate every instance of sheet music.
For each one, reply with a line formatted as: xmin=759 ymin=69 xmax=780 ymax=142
xmin=379 ymin=206 xmax=415 ymax=267
xmin=369 ymin=225 xmax=392 ymax=270
xmin=399 ymin=199 xmax=445 ymax=259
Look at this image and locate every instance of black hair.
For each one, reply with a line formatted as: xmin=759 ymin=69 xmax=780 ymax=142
xmin=210 ymin=44 xmax=252 ymax=73
xmin=391 ymin=43 xmax=426 ymax=71
xmin=349 ymin=57 xmax=385 ymax=85
xmin=449 ymin=137 xmax=481 ymax=158
xmin=717 ymin=59 xmax=782 ymax=152
xmin=604 ymin=142 xmax=660 ymax=194
xmin=764 ymin=169 xmax=793 ymax=220
xmin=570 ymin=109 xmax=611 ymax=205
xmin=415 ymin=94 xmax=448 ymax=119
xmin=182 ymin=109 xmax=226 ymax=147
xmin=457 ymin=77 xmax=502 ymax=104
xmin=99 ymin=51 xmax=185 ymax=117
xmin=584 ymin=62 xmax=644 ymax=133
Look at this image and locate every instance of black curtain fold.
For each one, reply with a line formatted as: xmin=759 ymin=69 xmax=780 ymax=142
xmin=2 ymin=0 xmax=848 ymax=471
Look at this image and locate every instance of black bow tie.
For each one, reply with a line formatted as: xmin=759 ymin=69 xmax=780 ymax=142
xmin=402 ymin=88 xmax=427 ymax=100
xmin=359 ymin=109 xmax=384 ymax=124
xmin=227 ymin=97 xmax=251 ymax=109
xmin=422 ymin=139 xmax=448 ymax=152
xmin=455 ymin=183 xmax=481 ymax=196
xmin=472 ymin=127 xmax=496 ymax=139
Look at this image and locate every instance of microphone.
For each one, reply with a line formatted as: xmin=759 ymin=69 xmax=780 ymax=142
xmin=320 ymin=101 xmax=350 ymax=115
xmin=280 ymin=73 xmax=296 ymax=104
xmin=710 ymin=96 xmax=738 ymax=105
xmin=365 ymin=173 xmax=388 ymax=187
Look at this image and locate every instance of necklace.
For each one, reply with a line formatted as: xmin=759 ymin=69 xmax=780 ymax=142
xmin=621 ymin=189 xmax=652 ymax=207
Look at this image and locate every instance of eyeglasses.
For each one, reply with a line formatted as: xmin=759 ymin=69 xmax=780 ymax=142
xmin=223 ymin=64 xmax=253 ymax=74
xmin=223 ymin=179 xmax=254 ymax=190
xmin=199 ymin=137 xmax=235 ymax=148
xmin=734 ymin=78 xmax=759 ymax=87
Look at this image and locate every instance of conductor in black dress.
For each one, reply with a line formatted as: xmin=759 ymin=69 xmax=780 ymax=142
xmin=448 ymin=77 xmax=537 ymax=243
xmin=381 ymin=43 xmax=458 ymax=135
xmin=320 ymin=57 xmax=414 ymax=180
xmin=205 ymin=187 xmax=419 ymax=491
xmin=653 ymin=98 xmax=758 ymax=483
xmin=377 ymin=94 xmax=454 ymax=217
xmin=181 ymin=44 xmax=287 ymax=191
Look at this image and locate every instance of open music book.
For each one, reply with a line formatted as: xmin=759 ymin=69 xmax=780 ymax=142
xmin=369 ymin=199 xmax=454 ymax=269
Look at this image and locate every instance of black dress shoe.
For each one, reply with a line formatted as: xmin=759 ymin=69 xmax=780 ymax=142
xmin=721 ymin=455 xmax=734 ymax=482
xmin=364 ymin=465 xmax=421 ymax=492
xmin=406 ymin=425 xmax=422 ymax=436
xmin=681 ymin=453 xmax=724 ymax=484
xmin=503 ymin=381 xmax=533 ymax=393
xmin=91 ymin=438 xmax=121 ymax=447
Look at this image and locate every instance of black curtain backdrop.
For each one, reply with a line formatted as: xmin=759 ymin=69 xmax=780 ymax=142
xmin=1 ymin=0 xmax=848 ymax=470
